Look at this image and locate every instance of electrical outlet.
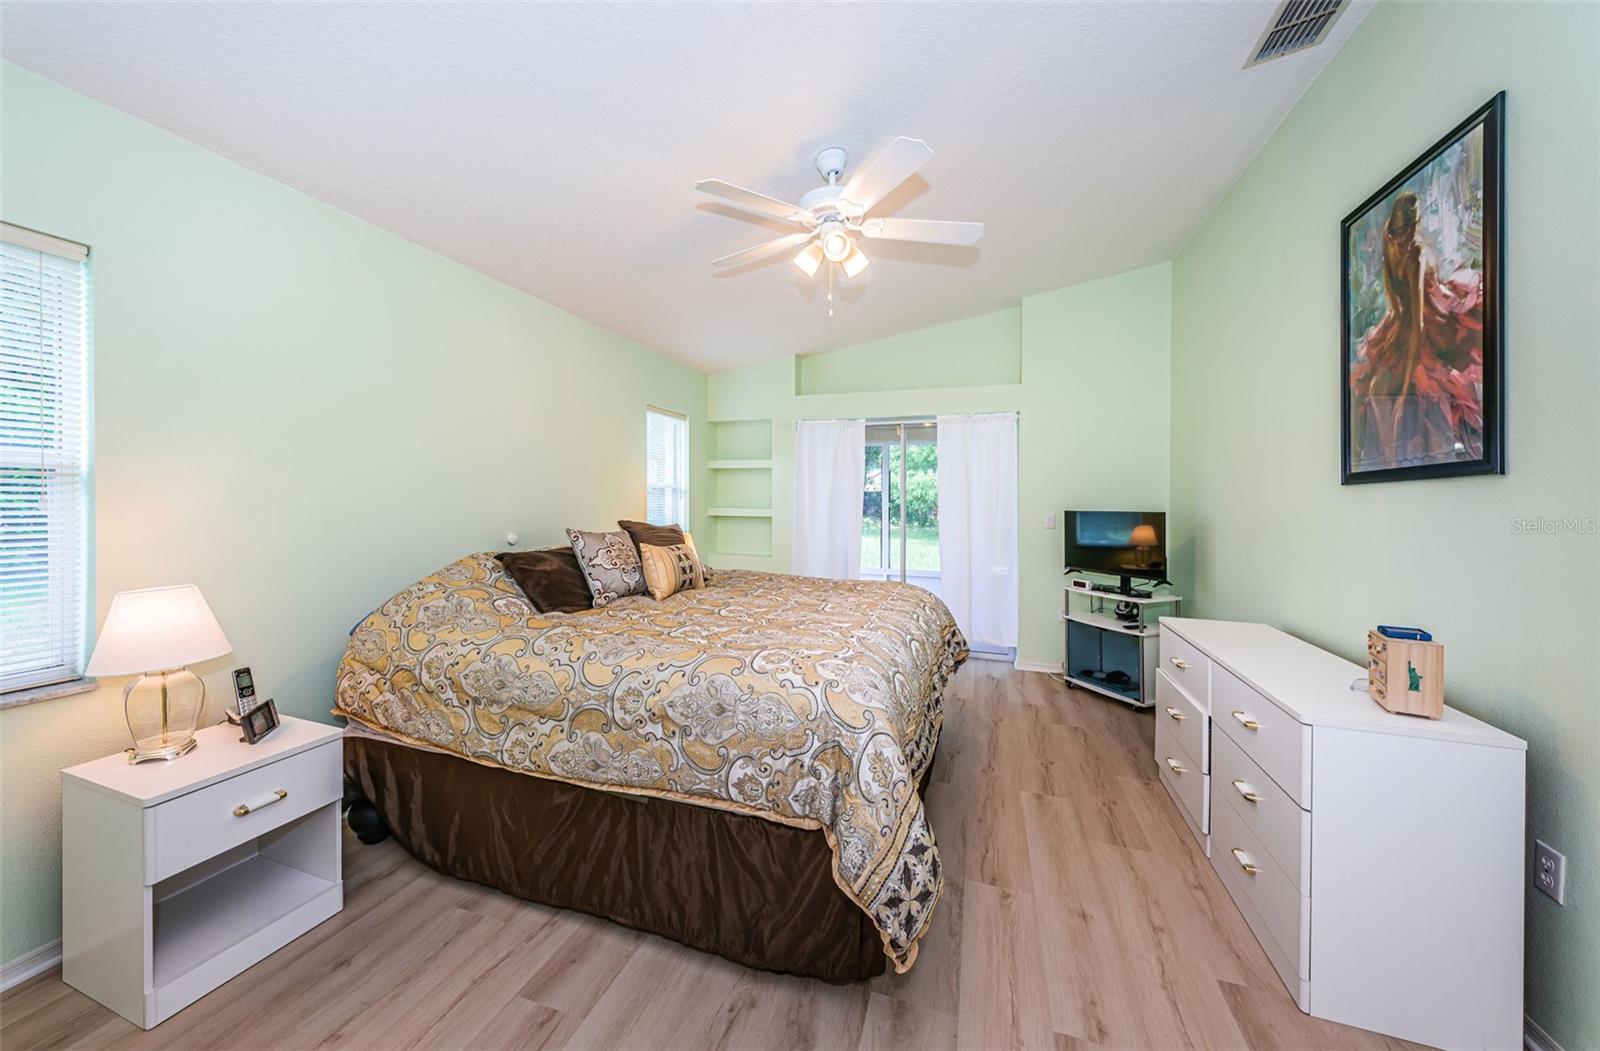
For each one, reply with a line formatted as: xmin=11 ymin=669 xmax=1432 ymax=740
xmin=1044 ymin=512 xmax=1057 ymax=530
xmin=1534 ymin=840 xmax=1566 ymax=905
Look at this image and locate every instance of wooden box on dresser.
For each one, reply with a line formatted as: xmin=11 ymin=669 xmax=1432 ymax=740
xmin=1155 ymin=618 xmax=1526 ymax=1051
xmin=61 ymin=716 xmax=344 ymax=1029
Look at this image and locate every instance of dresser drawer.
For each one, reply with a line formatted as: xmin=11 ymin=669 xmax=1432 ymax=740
xmin=1158 ymin=625 xmax=1211 ymax=711
xmin=1155 ymin=670 xmax=1207 ymax=772
xmin=1212 ymin=729 xmax=1309 ymax=893
xmin=1211 ymin=781 xmax=1308 ymax=980
xmin=149 ymin=740 xmax=342 ymax=883
xmin=1213 ymin=665 xmax=1311 ymax=806
xmin=1156 ymin=716 xmax=1208 ymax=837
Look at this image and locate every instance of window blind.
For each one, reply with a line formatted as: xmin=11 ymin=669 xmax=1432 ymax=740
xmin=646 ymin=408 xmax=688 ymax=528
xmin=1 ymin=223 xmax=91 ymax=694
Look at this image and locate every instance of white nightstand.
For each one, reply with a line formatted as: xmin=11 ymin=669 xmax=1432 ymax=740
xmin=61 ymin=715 xmax=344 ymax=1029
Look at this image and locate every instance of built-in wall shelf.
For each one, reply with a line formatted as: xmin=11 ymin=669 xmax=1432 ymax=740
xmin=707 ymin=419 xmax=775 ymax=557
xmin=708 ymin=419 xmax=774 ymax=461
xmin=707 ymin=507 xmax=773 ymax=518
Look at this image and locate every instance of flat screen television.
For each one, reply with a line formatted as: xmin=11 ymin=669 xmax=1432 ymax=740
xmin=1063 ymin=510 xmax=1168 ymax=595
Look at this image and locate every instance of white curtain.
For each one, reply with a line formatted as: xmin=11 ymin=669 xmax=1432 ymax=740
xmin=937 ymin=412 xmax=1019 ymax=649
xmin=792 ymin=419 xmax=867 ymax=580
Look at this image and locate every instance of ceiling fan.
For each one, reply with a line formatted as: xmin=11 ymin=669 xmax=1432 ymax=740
xmin=696 ymin=137 xmax=983 ymax=284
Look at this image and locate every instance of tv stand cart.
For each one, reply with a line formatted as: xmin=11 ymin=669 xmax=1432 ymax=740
xmin=1061 ymin=584 xmax=1182 ymax=708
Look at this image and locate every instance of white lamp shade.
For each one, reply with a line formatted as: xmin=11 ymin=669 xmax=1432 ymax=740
xmin=86 ymin=585 xmax=233 ymax=675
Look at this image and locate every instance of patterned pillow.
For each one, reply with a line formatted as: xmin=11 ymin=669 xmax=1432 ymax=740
xmin=639 ymin=542 xmax=706 ymax=601
xmin=565 ymin=528 xmax=646 ymax=607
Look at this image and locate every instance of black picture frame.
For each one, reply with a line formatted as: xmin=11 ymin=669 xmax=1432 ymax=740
xmin=1340 ymin=92 xmax=1505 ymax=485
xmin=240 ymin=697 xmax=281 ymax=745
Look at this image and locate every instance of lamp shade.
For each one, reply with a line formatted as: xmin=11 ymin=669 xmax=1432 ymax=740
xmin=1129 ymin=524 xmax=1159 ymax=547
xmin=86 ymin=585 xmax=232 ymax=676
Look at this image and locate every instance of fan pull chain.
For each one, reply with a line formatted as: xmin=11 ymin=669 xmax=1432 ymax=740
xmin=827 ymin=265 xmax=834 ymax=318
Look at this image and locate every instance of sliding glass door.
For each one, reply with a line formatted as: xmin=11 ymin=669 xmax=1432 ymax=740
xmin=860 ymin=420 xmax=939 ymax=595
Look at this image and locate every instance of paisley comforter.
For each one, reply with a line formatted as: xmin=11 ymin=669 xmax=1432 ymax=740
xmin=333 ymin=553 xmax=968 ymax=971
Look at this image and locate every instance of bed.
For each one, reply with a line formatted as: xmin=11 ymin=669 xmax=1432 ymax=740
xmin=334 ymin=552 xmax=967 ymax=979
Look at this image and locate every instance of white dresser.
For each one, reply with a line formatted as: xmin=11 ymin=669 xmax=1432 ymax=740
xmin=62 ymin=717 xmax=344 ymax=1028
xmin=1154 ymin=618 xmax=1526 ymax=1051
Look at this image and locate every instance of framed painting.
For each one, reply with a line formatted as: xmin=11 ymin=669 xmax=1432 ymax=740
xmin=1341 ymin=92 xmax=1505 ymax=484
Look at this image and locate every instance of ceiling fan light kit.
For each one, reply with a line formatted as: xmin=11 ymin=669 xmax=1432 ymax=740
xmin=841 ymin=245 xmax=870 ymax=278
xmin=819 ymin=222 xmax=853 ymax=262
xmin=793 ymin=240 xmax=824 ymax=277
xmin=697 ymin=137 xmax=983 ymax=313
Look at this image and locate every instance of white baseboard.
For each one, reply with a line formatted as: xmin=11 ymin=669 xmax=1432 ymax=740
xmin=1525 ymin=1015 xmax=1565 ymax=1051
xmin=1013 ymin=659 xmax=1062 ymax=675
xmin=1 ymin=938 xmax=61 ymax=991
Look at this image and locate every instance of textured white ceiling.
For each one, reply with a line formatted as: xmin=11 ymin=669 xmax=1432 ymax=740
xmin=2 ymin=1 xmax=1368 ymax=372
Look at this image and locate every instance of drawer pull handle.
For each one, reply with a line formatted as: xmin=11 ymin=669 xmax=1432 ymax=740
xmin=1168 ymin=657 xmax=1191 ymax=670
xmin=1231 ymin=779 xmax=1262 ymax=804
xmin=233 ymin=788 xmax=288 ymax=817
xmin=1231 ymin=709 xmax=1261 ymax=732
xmin=1230 ymin=847 xmax=1260 ymax=876
xmin=1163 ymin=756 xmax=1186 ymax=775
xmin=1164 ymin=706 xmax=1186 ymax=721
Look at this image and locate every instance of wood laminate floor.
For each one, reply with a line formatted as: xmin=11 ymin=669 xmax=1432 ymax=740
xmin=2 ymin=662 xmax=1421 ymax=1050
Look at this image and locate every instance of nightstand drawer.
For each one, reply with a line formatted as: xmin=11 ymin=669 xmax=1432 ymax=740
xmin=149 ymin=740 xmax=341 ymax=883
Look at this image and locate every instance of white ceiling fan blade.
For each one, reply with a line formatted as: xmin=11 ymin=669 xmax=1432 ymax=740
xmin=843 ymin=137 xmax=934 ymax=213
xmin=711 ymin=231 xmax=815 ymax=269
xmin=695 ymin=179 xmax=807 ymax=223
xmin=860 ymin=218 xmax=984 ymax=247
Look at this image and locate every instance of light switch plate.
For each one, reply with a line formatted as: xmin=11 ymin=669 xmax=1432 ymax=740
xmin=1044 ymin=512 xmax=1057 ymax=529
xmin=1534 ymin=840 xmax=1566 ymax=905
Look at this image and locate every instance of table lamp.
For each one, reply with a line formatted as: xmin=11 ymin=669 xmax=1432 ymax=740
xmin=1129 ymin=523 xmax=1159 ymax=568
xmin=85 ymin=585 xmax=233 ymax=763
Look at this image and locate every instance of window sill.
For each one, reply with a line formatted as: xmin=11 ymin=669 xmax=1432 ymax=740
xmin=0 ymin=677 xmax=99 ymax=711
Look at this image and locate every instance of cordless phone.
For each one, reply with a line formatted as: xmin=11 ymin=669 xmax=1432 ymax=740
xmin=232 ymin=666 xmax=259 ymax=718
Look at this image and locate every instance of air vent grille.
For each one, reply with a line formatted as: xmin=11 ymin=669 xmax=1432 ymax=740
xmin=1244 ymin=0 xmax=1346 ymax=67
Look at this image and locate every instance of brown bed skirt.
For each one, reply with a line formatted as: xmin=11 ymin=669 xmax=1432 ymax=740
xmin=344 ymin=736 xmax=912 ymax=982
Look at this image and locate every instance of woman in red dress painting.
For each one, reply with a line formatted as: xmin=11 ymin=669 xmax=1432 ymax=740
xmin=1348 ymin=190 xmax=1485 ymax=470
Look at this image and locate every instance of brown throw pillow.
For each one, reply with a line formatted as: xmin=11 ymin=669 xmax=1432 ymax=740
xmin=620 ymin=521 xmax=713 ymax=583
xmin=618 ymin=520 xmax=685 ymax=556
xmin=496 ymin=548 xmax=594 ymax=613
xmin=639 ymin=542 xmax=706 ymax=601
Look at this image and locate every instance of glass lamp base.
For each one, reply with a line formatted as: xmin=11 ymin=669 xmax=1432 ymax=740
xmin=123 ymin=668 xmax=205 ymax=764
xmin=127 ymin=734 xmax=199 ymax=764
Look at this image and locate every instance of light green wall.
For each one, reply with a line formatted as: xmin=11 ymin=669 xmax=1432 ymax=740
xmin=0 ymin=63 xmax=707 ymax=964
xmin=1169 ymin=4 xmax=1599 ymax=1048
xmin=706 ymin=263 xmax=1172 ymax=670
xmin=797 ymin=308 xmax=1021 ymax=395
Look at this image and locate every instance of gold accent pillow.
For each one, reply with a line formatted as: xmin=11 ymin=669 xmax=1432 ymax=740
xmin=639 ymin=541 xmax=706 ymax=600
